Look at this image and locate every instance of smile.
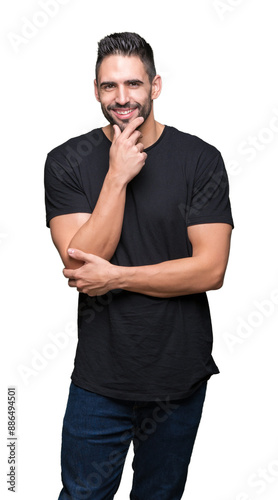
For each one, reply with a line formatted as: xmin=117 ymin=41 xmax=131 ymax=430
xmin=112 ymin=108 xmax=137 ymax=119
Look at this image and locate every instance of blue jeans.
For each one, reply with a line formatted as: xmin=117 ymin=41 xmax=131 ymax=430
xmin=58 ymin=381 xmax=207 ymax=500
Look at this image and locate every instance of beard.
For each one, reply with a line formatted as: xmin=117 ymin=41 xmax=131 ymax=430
xmin=100 ymin=91 xmax=153 ymax=132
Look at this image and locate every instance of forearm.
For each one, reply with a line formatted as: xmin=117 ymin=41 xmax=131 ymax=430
xmin=62 ymin=118 xmax=146 ymax=268
xmin=69 ymin=172 xmax=127 ymax=261
xmin=117 ymin=257 xmax=224 ymax=298
xmin=63 ymin=224 xmax=231 ymax=297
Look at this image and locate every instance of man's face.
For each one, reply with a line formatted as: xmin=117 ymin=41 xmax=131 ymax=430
xmin=95 ymin=55 xmax=154 ymax=131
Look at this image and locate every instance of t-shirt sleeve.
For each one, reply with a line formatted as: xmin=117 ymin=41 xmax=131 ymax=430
xmin=187 ymin=149 xmax=234 ymax=228
xmin=44 ymin=153 xmax=92 ymax=227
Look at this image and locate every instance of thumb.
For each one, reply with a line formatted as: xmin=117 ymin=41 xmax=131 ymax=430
xmin=68 ymin=248 xmax=91 ymax=263
xmin=112 ymin=124 xmax=121 ymax=142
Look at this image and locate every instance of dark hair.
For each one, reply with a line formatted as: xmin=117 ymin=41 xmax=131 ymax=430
xmin=95 ymin=32 xmax=156 ymax=84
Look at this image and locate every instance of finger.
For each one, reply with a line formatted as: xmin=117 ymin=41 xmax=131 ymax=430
xmin=136 ymin=142 xmax=145 ymax=153
xmin=112 ymin=124 xmax=121 ymax=143
xmin=68 ymin=248 xmax=91 ymax=262
xmin=121 ymin=116 xmax=144 ymax=138
xmin=129 ymin=130 xmax=143 ymax=146
xmin=141 ymin=152 xmax=148 ymax=163
xmin=63 ymin=268 xmax=76 ymax=279
xmin=68 ymin=279 xmax=77 ymax=288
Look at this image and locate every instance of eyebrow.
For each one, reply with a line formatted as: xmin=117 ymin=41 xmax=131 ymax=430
xmin=99 ymin=79 xmax=144 ymax=88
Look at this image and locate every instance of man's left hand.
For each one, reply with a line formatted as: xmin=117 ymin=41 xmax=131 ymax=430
xmin=63 ymin=248 xmax=120 ymax=296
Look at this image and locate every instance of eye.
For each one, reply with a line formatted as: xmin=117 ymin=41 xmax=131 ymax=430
xmin=103 ymin=83 xmax=115 ymax=91
xmin=129 ymin=81 xmax=140 ymax=87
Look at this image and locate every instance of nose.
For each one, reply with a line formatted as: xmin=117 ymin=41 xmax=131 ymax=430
xmin=115 ymin=85 xmax=129 ymax=106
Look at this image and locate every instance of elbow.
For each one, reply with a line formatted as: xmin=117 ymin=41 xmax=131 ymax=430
xmin=64 ymin=243 xmax=112 ymax=268
xmin=209 ymin=269 xmax=225 ymax=290
xmin=211 ymin=278 xmax=224 ymax=290
xmin=63 ymin=245 xmax=83 ymax=269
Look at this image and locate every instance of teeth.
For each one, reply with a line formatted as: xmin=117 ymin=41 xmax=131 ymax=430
xmin=116 ymin=109 xmax=133 ymax=115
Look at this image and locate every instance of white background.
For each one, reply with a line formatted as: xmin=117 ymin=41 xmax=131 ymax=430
xmin=1 ymin=0 xmax=278 ymax=498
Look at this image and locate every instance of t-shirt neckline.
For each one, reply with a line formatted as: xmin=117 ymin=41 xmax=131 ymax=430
xmin=100 ymin=125 xmax=168 ymax=152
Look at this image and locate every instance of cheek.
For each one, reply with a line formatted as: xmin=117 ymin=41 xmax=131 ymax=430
xmin=99 ymin=91 xmax=115 ymax=106
xmin=99 ymin=94 xmax=110 ymax=106
xmin=132 ymin=90 xmax=150 ymax=105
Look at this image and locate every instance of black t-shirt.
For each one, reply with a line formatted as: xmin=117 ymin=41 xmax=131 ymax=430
xmin=44 ymin=125 xmax=234 ymax=401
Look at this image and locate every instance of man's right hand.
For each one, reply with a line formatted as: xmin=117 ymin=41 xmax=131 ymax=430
xmin=108 ymin=116 xmax=148 ymax=185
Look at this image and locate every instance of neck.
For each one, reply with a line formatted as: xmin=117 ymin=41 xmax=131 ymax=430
xmin=102 ymin=110 xmax=164 ymax=149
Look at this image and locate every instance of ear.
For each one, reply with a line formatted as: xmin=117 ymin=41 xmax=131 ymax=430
xmin=94 ymin=79 xmax=100 ymax=102
xmin=151 ymin=75 xmax=162 ymax=100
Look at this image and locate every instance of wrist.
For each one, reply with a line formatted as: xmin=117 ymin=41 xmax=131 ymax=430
xmin=106 ymin=168 xmax=128 ymax=189
xmin=111 ymin=265 xmax=135 ymax=290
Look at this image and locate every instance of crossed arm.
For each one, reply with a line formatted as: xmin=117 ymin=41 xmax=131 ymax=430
xmin=49 ymin=118 xmax=232 ymax=298
xmin=62 ymin=223 xmax=232 ymax=298
xmin=51 ymin=211 xmax=232 ymax=299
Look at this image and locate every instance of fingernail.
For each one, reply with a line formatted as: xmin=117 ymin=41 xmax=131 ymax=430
xmin=68 ymin=248 xmax=74 ymax=254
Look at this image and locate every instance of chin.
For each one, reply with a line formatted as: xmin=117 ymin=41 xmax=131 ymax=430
xmin=115 ymin=119 xmax=134 ymax=132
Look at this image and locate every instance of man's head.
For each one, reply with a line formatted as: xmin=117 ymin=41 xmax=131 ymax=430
xmin=95 ymin=32 xmax=156 ymax=85
xmin=94 ymin=32 xmax=161 ymax=132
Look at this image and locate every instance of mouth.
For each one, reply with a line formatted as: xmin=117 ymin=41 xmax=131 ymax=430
xmin=111 ymin=107 xmax=138 ymax=120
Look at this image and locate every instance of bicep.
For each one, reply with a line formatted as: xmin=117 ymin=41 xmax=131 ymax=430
xmin=188 ymin=223 xmax=232 ymax=279
xmin=50 ymin=212 xmax=91 ymax=266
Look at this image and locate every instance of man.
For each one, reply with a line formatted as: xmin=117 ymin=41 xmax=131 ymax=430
xmin=44 ymin=32 xmax=234 ymax=500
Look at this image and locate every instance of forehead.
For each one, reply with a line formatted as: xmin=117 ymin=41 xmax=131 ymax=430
xmin=97 ymin=54 xmax=148 ymax=83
